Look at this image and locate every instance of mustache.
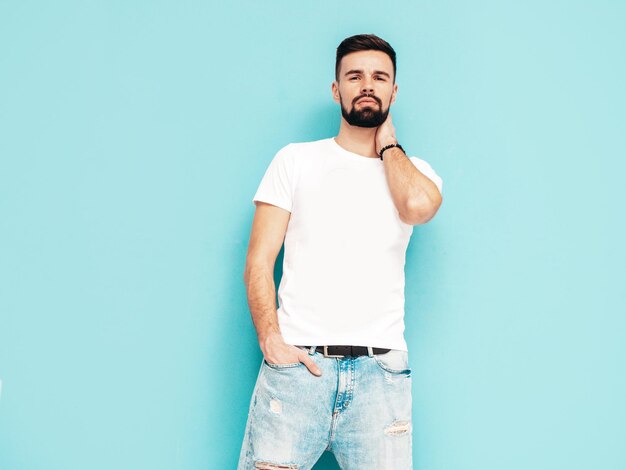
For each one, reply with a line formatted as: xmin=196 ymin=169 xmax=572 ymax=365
xmin=354 ymin=94 xmax=381 ymax=106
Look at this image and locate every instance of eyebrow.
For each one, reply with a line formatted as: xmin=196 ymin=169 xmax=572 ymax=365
xmin=344 ymin=69 xmax=391 ymax=78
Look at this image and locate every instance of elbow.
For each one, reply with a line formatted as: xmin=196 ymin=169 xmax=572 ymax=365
xmin=243 ymin=265 xmax=250 ymax=287
xmin=400 ymin=192 xmax=443 ymax=225
xmin=243 ymin=262 xmax=256 ymax=288
xmin=243 ymin=259 xmax=274 ymax=288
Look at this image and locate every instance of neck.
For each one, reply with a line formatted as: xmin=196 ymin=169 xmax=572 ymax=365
xmin=334 ymin=118 xmax=379 ymax=159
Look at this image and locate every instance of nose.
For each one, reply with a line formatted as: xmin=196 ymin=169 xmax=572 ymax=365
xmin=361 ymin=77 xmax=374 ymax=94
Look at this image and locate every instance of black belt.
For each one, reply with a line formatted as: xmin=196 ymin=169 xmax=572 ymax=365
xmin=298 ymin=345 xmax=391 ymax=358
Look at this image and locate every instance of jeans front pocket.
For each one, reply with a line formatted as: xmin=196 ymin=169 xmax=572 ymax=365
xmin=373 ymin=349 xmax=412 ymax=375
xmin=263 ymin=359 xmax=303 ymax=369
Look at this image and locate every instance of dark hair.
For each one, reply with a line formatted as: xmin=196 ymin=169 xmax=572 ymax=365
xmin=335 ymin=34 xmax=397 ymax=83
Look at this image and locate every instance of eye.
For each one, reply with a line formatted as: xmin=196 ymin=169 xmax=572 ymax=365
xmin=349 ymin=76 xmax=359 ymax=80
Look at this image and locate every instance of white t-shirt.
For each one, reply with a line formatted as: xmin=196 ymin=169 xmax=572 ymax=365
xmin=252 ymin=137 xmax=443 ymax=351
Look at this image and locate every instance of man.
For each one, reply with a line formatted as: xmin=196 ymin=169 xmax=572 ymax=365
xmin=238 ymin=34 xmax=443 ymax=469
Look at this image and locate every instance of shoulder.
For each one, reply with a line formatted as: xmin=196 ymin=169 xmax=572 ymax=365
xmin=282 ymin=137 xmax=330 ymax=152
xmin=275 ymin=138 xmax=331 ymax=161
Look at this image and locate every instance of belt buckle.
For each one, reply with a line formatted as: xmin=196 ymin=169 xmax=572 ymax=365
xmin=323 ymin=345 xmax=344 ymax=358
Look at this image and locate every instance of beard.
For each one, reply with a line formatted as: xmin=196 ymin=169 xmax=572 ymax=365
xmin=340 ymin=93 xmax=390 ymax=128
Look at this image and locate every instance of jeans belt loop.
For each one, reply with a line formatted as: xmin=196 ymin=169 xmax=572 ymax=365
xmin=367 ymin=346 xmax=374 ymax=357
xmin=308 ymin=345 xmax=316 ymax=355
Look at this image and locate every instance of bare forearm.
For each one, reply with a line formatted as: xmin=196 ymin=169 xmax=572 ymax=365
xmin=382 ymin=147 xmax=441 ymax=224
xmin=244 ymin=265 xmax=282 ymax=346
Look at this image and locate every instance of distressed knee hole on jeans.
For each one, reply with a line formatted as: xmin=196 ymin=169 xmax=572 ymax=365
xmin=254 ymin=462 xmax=298 ymax=469
xmin=384 ymin=419 xmax=411 ymax=436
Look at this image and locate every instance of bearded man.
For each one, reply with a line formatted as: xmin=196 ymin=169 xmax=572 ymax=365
xmin=238 ymin=33 xmax=444 ymax=470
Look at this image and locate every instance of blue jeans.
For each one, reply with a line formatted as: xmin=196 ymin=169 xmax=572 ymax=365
xmin=238 ymin=346 xmax=413 ymax=469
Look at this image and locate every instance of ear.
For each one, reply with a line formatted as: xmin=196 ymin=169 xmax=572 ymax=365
xmin=390 ymin=82 xmax=398 ymax=105
xmin=331 ymin=80 xmax=340 ymax=104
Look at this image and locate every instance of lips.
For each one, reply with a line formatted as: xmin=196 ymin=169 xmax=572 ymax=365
xmin=357 ymin=98 xmax=378 ymax=105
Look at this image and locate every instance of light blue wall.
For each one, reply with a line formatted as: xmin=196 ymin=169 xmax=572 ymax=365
xmin=1 ymin=1 xmax=625 ymax=469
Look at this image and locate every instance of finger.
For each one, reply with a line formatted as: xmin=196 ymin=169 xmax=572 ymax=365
xmin=300 ymin=354 xmax=322 ymax=376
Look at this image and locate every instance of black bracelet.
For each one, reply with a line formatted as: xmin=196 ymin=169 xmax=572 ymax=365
xmin=379 ymin=143 xmax=405 ymax=160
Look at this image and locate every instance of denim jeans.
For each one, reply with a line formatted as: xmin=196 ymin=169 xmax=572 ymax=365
xmin=238 ymin=346 xmax=413 ymax=469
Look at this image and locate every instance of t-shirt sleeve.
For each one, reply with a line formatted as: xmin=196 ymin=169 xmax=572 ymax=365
xmin=409 ymin=156 xmax=443 ymax=194
xmin=252 ymin=144 xmax=295 ymax=212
